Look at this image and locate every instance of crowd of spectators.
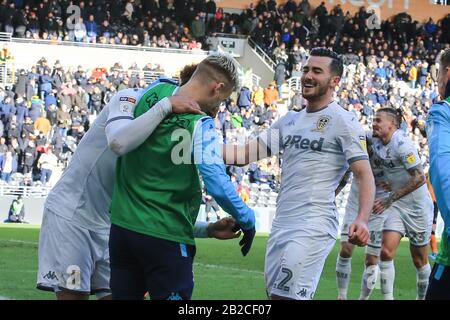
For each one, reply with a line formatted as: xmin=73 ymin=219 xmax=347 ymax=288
xmin=0 ymin=52 xmax=282 ymax=201
xmin=0 ymin=55 xmax=168 ymax=186
xmin=0 ymin=1 xmax=449 ymax=58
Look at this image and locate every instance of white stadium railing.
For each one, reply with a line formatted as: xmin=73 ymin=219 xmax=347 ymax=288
xmin=248 ymin=37 xmax=276 ymax=72
xmin=0 ymin=32 xmax=12 ymax=42
xmin=286 ymin=76 xmax=301 ymax=106
xmin=0 ymin=185 xmax=52 ymax=198
xmin=9 ymin=36 xmax=208 ymax=55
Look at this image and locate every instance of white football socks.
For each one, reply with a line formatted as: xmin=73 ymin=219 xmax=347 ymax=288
xmin=336 ymin=255 xmax=352 ymax=300
xmin=379 ymin=260 xmax=395 ymax=300
xmin=359 ymin=264 xmax=379 ymax=300
xmin=416 ymin=263 xmax=431 ymax=300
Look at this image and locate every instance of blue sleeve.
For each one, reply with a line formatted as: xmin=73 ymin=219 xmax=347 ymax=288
xmin=426 ymin=102 xmax=450 ymax=237
xmin=193 ymin=118 xmax=255 ymax=230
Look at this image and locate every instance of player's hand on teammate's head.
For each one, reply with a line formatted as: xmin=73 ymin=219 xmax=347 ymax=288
xmin=169 ymin=95 xmax=204 ymax=115
xmin=207 ymin=217 xmax=241 ymax=240
xmin=232 ymin=224 xmax=256 ymax=256
xmin=348 ymin=219 xmax=369 ymax=247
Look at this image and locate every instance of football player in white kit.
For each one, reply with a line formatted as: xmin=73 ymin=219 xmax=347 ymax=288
xmin=223 ymin=48 xmax=375 ymax=300
xmin=370 ymin=107 xmax=433 ymax=300
xmin=37 ymin=75 xmax=242 ymax=300
xmin=336 ymin=137 xmax=391 ymax=300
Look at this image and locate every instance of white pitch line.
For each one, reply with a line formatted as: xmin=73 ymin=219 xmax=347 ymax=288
xmin=0 ymin=296 xmax=13 ymax=300
xmin=194 ymin=262 xmax=263 ymax=275
xmin=2 ymin=241 xmax=263 ymax=277
xmin=0 ymin=239 xmax=38 ymax=245
xmin=2 ymin=270 xmax=36 ymax=273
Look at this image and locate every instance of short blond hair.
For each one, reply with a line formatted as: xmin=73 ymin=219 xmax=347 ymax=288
xmin=195 ymin=52 xmax=241 ymax=91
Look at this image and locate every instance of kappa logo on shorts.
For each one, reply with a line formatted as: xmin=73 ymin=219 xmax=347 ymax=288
xmin=312 ymin=115 xmax=331 ymax=132
xmin=166 ymin=292 xmax=183 ymax=300
xmin=298 ymin=288 xmax=307 ymax=298
xmin=296 ymin=287 xmax=315 ymax=299
xmin=43 ymin=271 xmax=58 ymax=281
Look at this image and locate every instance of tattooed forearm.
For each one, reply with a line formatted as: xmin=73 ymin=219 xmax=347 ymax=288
xmin=389 ymin=166 xmax=426 ymax=203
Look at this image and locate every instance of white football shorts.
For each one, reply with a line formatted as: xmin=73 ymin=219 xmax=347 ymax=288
xmin=37 ymin=209 xmax=111 ymax=297
xmin=382 ymin=199 xmax=433 ymax=247
xmin=265 ymin=226 xmax=335 ymax=300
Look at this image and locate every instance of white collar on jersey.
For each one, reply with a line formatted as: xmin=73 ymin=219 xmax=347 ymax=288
xmin=305 ymin=100 xmax=336 ymax=113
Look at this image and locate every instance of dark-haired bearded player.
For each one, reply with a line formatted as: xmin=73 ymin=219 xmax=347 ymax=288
xmin=223 ymin=48 xmax=375 ymax=300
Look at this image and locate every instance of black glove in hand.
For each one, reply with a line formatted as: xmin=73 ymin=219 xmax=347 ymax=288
xmin=232 ymin=224 xmax=256 ymax=256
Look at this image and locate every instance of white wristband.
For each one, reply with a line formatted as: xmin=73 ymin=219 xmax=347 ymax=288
xmin=194 ymin=221 xmax=210 ymax=238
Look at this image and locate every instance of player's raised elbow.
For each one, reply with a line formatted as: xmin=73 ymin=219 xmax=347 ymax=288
xmin=108 ymin=139 xmax=126 ymax=156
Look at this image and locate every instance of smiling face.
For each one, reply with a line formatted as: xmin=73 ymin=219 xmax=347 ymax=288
xmin=301 ymin=56 xmax=340 ymax=101
xmin=372 ymin=111 xmax=397 ymax=139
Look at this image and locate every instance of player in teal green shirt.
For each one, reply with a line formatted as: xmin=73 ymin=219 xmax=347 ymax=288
xmin=109 ymin=54 xmax=256 ymax=300
xmin=425 ymin=48 xmax=450 ymax=299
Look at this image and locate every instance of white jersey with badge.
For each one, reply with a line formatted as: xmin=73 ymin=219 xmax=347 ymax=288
xmin=260 ymin=101 xmax=368 ymax=237
xmin=346 ymin=133 xmax=390 ymax=209
xmin=369 ymin=129 xmax=431 ymax=207
xmin=44 ymin=88 xmax=144 ymax=234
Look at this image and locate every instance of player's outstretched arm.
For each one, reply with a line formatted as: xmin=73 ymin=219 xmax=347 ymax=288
xmin=105 ymin=89 xmax=202 ymax=156
xmin=222 ymin=121 xmax=281 ymax=166
xmin=222 ymin=138 xmax=266 ymax=166
xmin=193 ymin=218 xmax=241 ymax=240
xmin=194 ymin=119 xmax=256 ymax=256
xmin=348 ymin=159 xmax=374 ymax=247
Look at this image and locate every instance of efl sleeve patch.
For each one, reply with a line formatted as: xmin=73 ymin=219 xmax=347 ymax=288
xmin=405 ymin=152 xmax=417 ymax=165
xmin=359 ymin=135 xmax=367 ymax=151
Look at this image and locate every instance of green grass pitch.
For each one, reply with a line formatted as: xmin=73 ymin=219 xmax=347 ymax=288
xmin=0 ymin=224 xmax=423 ymax=300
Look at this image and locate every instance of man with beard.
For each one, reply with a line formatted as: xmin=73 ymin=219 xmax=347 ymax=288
xmin=223 ymin=47 xmax=375 ymax=299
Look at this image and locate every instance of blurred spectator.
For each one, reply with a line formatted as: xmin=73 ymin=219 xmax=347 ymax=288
xmin=37 ymin=147 xmax=58 ymax=185
xmin=1 ymin=151 xmax=17 ymax=183
xmin=264 ymin=82 xmax=279 ymax=108
xmin=6 ymin=195 xmax=26 ymax=223
xmin=237 ymin=86 xmax=252 ymax=110
xmin=275 ymin=61 xmax=287 ymax=94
